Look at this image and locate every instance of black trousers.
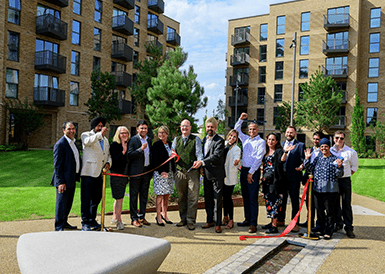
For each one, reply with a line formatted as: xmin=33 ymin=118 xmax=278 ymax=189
xmin=240 ymin=167 xmax=260 ymax=226
xmin=204 ymin=177 xmax=223 ymax=226
xmin=55 ymin=186 xmax=75 ymax=230
xmin=278 ymin=180 xmax=300 ymax=224
xmin=129 ymin=168 xmax=152 ymax=221
xmin=81 ymin=175 xmax=103 ymax=225
xmin=314 ymin=191 xmax=338 ymax=236
xmin=335 ymin=177 xmax=354 ymax=231
xmin=223 ymin=185 xmax=235 ymax=220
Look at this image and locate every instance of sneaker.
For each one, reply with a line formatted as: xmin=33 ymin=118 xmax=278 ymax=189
xmin=111 ymin=219 xmax=117 ymax=224
xmin=265 ymin=226 xmax=279 ymax=234
xmin=117 ymin=222 xmax=124 ymax=230
xmin=346 ymin=230 xmax=355 ymax=238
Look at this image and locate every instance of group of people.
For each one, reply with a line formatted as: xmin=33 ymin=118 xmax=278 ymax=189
xmin=51 ymin=113 xmax=358 ymax=238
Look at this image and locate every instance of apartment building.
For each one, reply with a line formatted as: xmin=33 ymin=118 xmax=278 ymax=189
xmin=1 ymin=0 xmax=181 ymax=148
xmin=226 ymin=0 xmax=384 ymax=150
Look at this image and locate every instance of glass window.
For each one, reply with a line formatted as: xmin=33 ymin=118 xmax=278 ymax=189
xmin=7 ymin=31 xmax=19 ymax=61
xmin=366 ymin=136 xmax=376 ymax=151
xmin=366 ymin=107 xmax=377 ymax=127
xmin=94 ymin=28 xmax=101 ymax=51
xmin=148 ymin=12 xmax=159 ymax=29
xmin=259 ymin=45 xmax=267 ymax=62
xmin=298 ymin=84 xmax=304 ymax=101
xmin=277 ymin=16 xmax=285 ymax=35
xmin=326 ymin=31 xmax=348 ymax=50
xmin=34 ymin=74 xmax=58 ymax=88
xmin=276 ymin=38 xmax=284 ymax=57
xmin=259 ymin=66 xmax=266 ymax=83
xmin=300 ymin=36 xmax=309 ymax=55
xmin=257 ymin=109 xmax=264 ymax=124
xmin=368 ymin=58 xmax=379 ymax=77
xmin=135 ymin=6 xmax=140 ymax=24
xmin=6 ymin=68 xmax=18 ymax=98
xmin=8 ymin=0 xmax=21 ymax=24
xmin=275 ymin=61 xmax=284 ymax=80
xmin=37 ymin=4 xmax=60 ymax=18
xmin=234 ymin=47 xmax=249 ymax=55
xmin=73 ymin=0 xmax=81 ymax=15
xmin=94 ymin=0 xmax=102 ymax=22
xmin=299 ymin=59 xmax=309 ymax=78
xmin=367 ymin=83 xmax=378 ymax=102
xmin=301 ymin=12 xmax=310 ymax=31
xmin=113 ymin=7 xmax=127 ymax=17
xmin=111 ymin=61 xmax=126 ymax=72
xmin=93 ymin=56 xmax=100 ymax=71
xmin=370 ymin=8 xmax=381 ymax=28
xmin=257 ymin=87 xmax=265 ymax=104
xmin=369 ymin=33 xmax=380 ymax=53
xmin=327 ymin=6 xmax=349 ymax=24
xmin=133 ymin=51 xmax=138 ymax=68
xmin=70 ymin=82 xmax=79 ymax=106
xmin=167 ymin=27 xmax=176 ymax=41
xmin=260 ymin=24 xmax=268 ymax=41
xmin=274 ymin=84 xmax=283 ymax=102
xmin=326 ymin=56 xmax=348 ymax=75
xmin=273 ymin=107 xmax=279 ymax=125
xmin=72 ymin=20 xmax=81 ymax=45
xmin=71 ymin=51 xmax=80 ymax=76
xmin=36 ymin=39 xmax=59 ymax=53
xmin=134 ymin=28 xmax=139 ymax=47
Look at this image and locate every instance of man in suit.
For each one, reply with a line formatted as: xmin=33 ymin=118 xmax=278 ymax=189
xmin=80 ymin=117 xmax=111 ymax=231
xmin=127 ymin=120 xmax=152 ymax=227
xmin=51 ymin=121 xmax=81 ymax=231
xmin=199 ymin=117 xmax=225 ymax=233
xmin=277 ymin=126 xmax=305 ymax=232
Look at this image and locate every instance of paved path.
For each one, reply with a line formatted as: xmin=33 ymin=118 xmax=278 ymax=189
xmin=1 ymin=193 xmax=385 ymax=273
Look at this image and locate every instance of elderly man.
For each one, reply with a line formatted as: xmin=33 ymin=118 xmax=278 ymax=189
xmin=235 ymin=113 xmax=266 ymax=233
xmin=172 ymin=119 xmax=204 ymax=231
xmin=330 ymin=130 xmax=359 ymax=238
xmin=80 ymin=117 xmax=111 ymax=231
xmin=51 ymin=121 xmax=81 ymax=231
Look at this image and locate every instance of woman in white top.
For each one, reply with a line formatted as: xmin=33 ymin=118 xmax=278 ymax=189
xmin=222 ymin=129 xmax=241 ymax=229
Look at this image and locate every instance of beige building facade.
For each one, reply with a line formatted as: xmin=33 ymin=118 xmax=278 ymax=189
xmin=1 ymin=0 xmax=180 ymax=148
xmin=226 ymin=0 xmax=384 ymax=150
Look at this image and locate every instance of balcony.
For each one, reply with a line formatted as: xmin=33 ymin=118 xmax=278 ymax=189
xmin=35 ymin=50 xmax=66 ymax=74
xmin=44 ymin=0 xmax=68 ymax=7
xmin=230 ymin=53 xmax=250 ymax=66
xmin=148 ymin=18 xmax=164 ymax=35
xmin=228 ymin=117 xmax=247 ymax=128
xmin=146 ymin=40 xmax=163 ymax=53
xmin=113 ymin=0 xmax=134 ymax=10
xmin=36 ymin=14 xmax=68 ymax=40
xmin=330 ymin=115 xmax=346 ymax=129
xmin=119 ymin=99 xmax=133 ymax=114
xmin=322 ymin=40 xmax=349 ymax=55
xmin=229 ymin=73 xmax=249 ymax=87
xmin=112 ymin=71 xmax=132 ymax=87
xmin=111 ymin=41 xmax=133 ymax=62
xmin=148 ymin=0 xmax=164 ymax=14
xmin=323 ymin=14 xmax=350 ymax=30
xmin=166 ymin=32 xmax=181 ymax=46
xmin=322 ymin=65 xmax=348 ymax=78
xmin=34 ymin=87 xmax=65 ymax=107
xmin=229 ymin=95 xmax=248 ymax=107
xmin=231 ymin=32 xmax=250 ymax=46
xmin=112 ymin=15 xmax=134 ymax=36
xmin=335 ymin=89 xmax=347 ymax=104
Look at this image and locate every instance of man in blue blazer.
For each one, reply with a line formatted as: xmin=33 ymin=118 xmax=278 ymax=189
xmin=51 ymin=121 xmax=81 ymax=231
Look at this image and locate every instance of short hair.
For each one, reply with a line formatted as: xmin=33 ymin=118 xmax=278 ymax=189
xmin=62 ymin=121 xmax=74 ymax=129
xmin=226 ymin=129 xmax=239 ymax=141
xmin=112 ymin=126 xmax=130 ymax=144
xmin=136 ymin=119 xmax=148 ymax=128
xmin=158 ymin=125 xmax=170 ymax=136
xmin=205 ymin=117 xmax=218 ymax=128
xmin=334 ymin=130 xmax=345 ymax=137
xmin=286 ymin=126 xmax=297 ymax=132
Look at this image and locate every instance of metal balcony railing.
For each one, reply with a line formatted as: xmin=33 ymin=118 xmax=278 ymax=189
xmin=229 ymin=73 xmax=249 ymax=86
xmin=113 ymin=0 xmax=135 ymax=10
xmin=146 ymin=40 xmax=163 ymax=53
xmin=34 ymin=87 xmax=65 ymax=107
xmin=111 ymin=42 xmax=133 ymax=62
xmin=148 ymin=0 xmax=164 ymax=14
xmin=35 ymin=50 xmax=66 ymax=74
xmin=331 ymin=115 xmax=346 ymax=129
xmin=231 ymin=31 xmax=250 ymax=46
xmin=147 ymin=18 xmax=164 ymax=35
xmin=322 ymin=65 xmax=348 ymax=78
xmin=119 ymin=99 xmax=133 ymax=114
xmin=112 ymin=15 xmax=134 ymax=36
xmin=230 ymin=53 xmax=250 ymax=66
xmin=322 ymin=39 xmax=349 ymax=55
xmin=44 ymin=0 xmax=68 ymax=7
xmin=229 ymin=95 xmax=248 ymax=107
xmin=112 ymin=71 xmax=132 ymax=87
xmin=36 ymin=14 xmax=68 ymax=40
xmin=323 ymin=13 xmax=350 ymax=30
xmin=166 ymin=32 xmax=181 ymax=46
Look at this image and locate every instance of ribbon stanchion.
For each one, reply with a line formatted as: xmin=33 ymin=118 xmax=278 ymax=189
xmin=101 ymin=168 xmax=112 ymax=232
xmin=299 ymin=175 xmax=319 ymax=240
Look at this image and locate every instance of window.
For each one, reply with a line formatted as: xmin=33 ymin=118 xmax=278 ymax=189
xmin=274 ymin=84 xmax=283 ymax=102
xmin=273 ymin=107 xmax=279 ymax=125
xmin=148 ymin=12 xmax=159 ymax=29
xmin=368 ymin=58 xmax=379 ymax=77
xmin=259 ymin=45 xmax=267 ymax=62
xmin=94 ymin=28 xmax=101 ymax=51
xmin=135 ymin=6 xmax=140 ymax=24
xmin=301 ymin=12 xmax=310 ymax=31
xmin=275 ymin=61 xmax=284 ymax=80
xmin=34 ymin=74 xmax=59 ymax=99
xmin=233 ymin=68 xmax=249 ymax=84
xmin=111 ymin=61 xmax=126 ymax=72
xmin=94 ymin=0 xmax=102 ymax=22
xmin=167 ymin=27 xmax=176 ymax=41
xmin=276 ymin=38 xmax=284 ymax=57
xmin=37 ymin=4 xmax=60 ymax=18
xmin=73 ymin=0 xmax=81 ymax=15
xmin=366 ymin=107 xmax=377 ymax=127
xmin=259 ymin=66 xmax=266 ymax=83
xmin=326 ymin=56 xmax=348 ymax=75
xmin=300 ymin=36 xmax=309 ymax=55
xmin=133 ymin=51 xmax=138 ymax=68
xmin=72 ymin=20 xmax=81 ymax=45
xmin=260 ymin=24 xmax=268 ymax=41
xmin=327 ymin=6 xmax=349 ymax=24
xmin=370 ymin=8 xmax=381 ymax=28
xmin=326 ymin=31 xmax=348 ymax=50
xmin=113 ymin=7 xmax=127 ymax=17
xmin=369 ymin=33 xmax=380 ymax=53
xmin=134 ymin=28 xmax=139 ymax=47
xmin=8 ymin=0 xmax=21 ymax=24
xmin=70 ymin=82 xmax=79 ymax=106
xmin=6 ymin=69 xmax=18 ymax=98
xmin=298 ymin=84 xmax=304 ymax=101
xmin=112 ymin=34 xmax=127 ymax=43
xmin=234 ymin=47 xmax=249 ymax=55
xmin=336 ymin=81 xmax=346 ymax=101
xmin=367 ymin=83 xmax=378 ymax=102
xmin=36 ymin=39 xmax=59 ymax=53
xmin=93 ymin=57 xmax=100 ymax=71
xmin=257 ymin=109 xmax=265 ymax=124
xmin=257 ymin=87 xmax=265 ymax=104
xmin=71 ymin=51 xmax=80 ymax=76
xmin=299 ymin=59 xmax=309 ymax=78
xmin=366 ymin=136 xmax=376 ymax=152
xmin=7 ymin=31 xmax=19 ymax=61
xmin=277 ymin=16 xmax=285 ymax=35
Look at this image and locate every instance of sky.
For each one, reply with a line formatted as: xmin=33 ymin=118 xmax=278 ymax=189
xmin=165 ymin=0 xmax=289 ymax=125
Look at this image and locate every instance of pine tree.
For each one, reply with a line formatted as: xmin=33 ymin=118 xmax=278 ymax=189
xmin=350 ymin=91 xmax=366 ymax=154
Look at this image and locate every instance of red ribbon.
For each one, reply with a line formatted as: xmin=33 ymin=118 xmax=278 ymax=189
xmin=105 ymin=152 xmax=180 ymax=178
xmin=239 ymin=178 xmax=312 ymax=240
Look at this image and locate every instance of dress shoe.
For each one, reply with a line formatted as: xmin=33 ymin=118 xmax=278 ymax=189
xmin=90 ymin=221 xmax=101 ymax=231
xmin=161 ymin=215 xmax=173 ymax=224
xmin=277 ymin=221 xmax=285 ymax=227
xmin=215 ymin=226 xmax=222 ymax=233
xmin=226 ymin=220 xmax=234 ymax=229
xmin=248 ymin=225 xmax=257 ymax=233
xmin=346 ymin=230 xmax=355 ymax=238
xmin=131 ymin=220 xmax=142 ymax=228
xmin=176 ymin=220 xmax=187 ymax=227
xmin=334 ymin=225 xmax=343 ymax=232
xmin=202 ymin=222 xmax=215 ymax=229
xmin=187 ymin=223 xmax=195 ymax=230
xmin=139 ymin=218 xmax=151 ymax=226
xmin=265 ymin=226 xmax=279 ymax=234
xmin=155 ymin=217 xmax=165 ymax=226
xmin=64 ymin=223 xmax=77 ymax=230
xmin=81 ymin=225 xmax=91 ymax=231
xmin=262 ymin=223 xmax=272 ymax=229
xmin=237 ymin=220 xmax=250 ymax=227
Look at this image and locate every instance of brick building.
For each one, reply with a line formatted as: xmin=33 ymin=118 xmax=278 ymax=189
xmin=226 ymin=0 xmax=384 ymax=150
xmin=1 ymin=0 xmax=180 ymax=148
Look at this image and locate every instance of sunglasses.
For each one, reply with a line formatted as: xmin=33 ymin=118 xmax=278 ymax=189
xmin=335 ymin=137 xmax=344 ymax=140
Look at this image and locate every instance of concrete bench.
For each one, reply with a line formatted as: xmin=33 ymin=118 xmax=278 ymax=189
xmin=17 ymin=231 xmax=171 ymax=274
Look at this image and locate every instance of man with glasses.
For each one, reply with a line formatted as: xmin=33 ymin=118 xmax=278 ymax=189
xmin=330 ymin=131 xmax=359 ymax=238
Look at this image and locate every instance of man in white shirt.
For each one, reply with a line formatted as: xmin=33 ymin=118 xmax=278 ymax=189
xmin=330 ymin=130 xmax=359 ymax=238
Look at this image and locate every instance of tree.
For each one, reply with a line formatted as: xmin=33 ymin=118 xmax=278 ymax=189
xmin=275 ymin=101 xmax=297 ymax=133
xmin=214 ymin=99 xmax=226 ymax=135
xmin=350 ymin=91 xmax=366 ymax=154
xmin=145 ymin=47 xmax=208 ymax=137
xmin=5 ymin=98 xmax=45 ymax=150
xmin=296 ymin=68 xmax=343 ymax=132
xmin=370 ymin=114 xmax=385 ymax=155
xmin=84 ymin=68 xmax=121 ymax=123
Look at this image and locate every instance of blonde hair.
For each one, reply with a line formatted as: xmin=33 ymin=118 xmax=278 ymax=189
xmin=227 ymin=129 xmax=239 ymax=140
xmin=158 ymin=125 xmax=170 ymax=136
xmin=205 ymin=117 xmax=218 ymax=128
xmin=112 ymin=126 xmax=130 ymax=144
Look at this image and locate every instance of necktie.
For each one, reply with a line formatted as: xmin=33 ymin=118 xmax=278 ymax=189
xmin=99 ymin=140 xmax=104 ymax=151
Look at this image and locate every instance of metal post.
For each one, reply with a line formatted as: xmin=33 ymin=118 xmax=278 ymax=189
xmin=263 ymin=96 xmax=267 ymax=137
xmin=290 ymin=32 xmax=297 ymax=127
xmin=234 ymin=83 xmax=240 ymax=123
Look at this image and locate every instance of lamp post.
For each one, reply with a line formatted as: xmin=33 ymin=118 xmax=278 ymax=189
xmin=262 ymin=95 xmax=267 ymax=138
xmin=290 ymin=32 xmax=297 ymax=127
xmin=234 ymin=83 xmax=240 ymax=125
